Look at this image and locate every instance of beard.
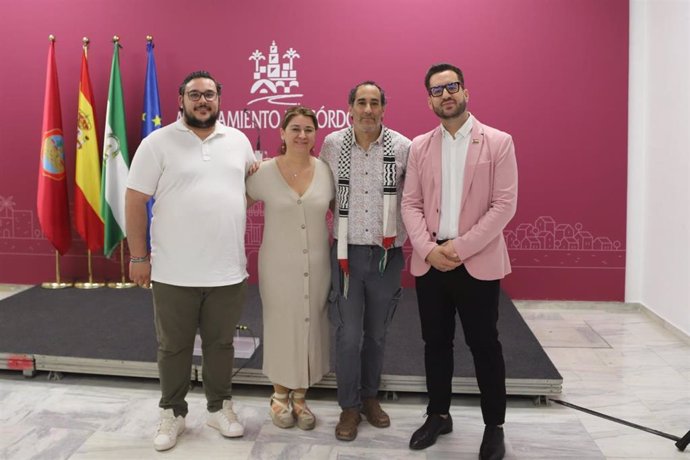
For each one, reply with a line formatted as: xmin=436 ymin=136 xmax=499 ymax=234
xmin=182 ymin=104 xmax=219 ymax=129
xmin=353 ymin=116 xmax=382 ymax=134
xmin=433 ymin=98 xmax=467 ymax=120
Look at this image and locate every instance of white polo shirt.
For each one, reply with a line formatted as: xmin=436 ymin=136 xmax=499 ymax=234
xmin=128 ymin=119 xmax=255 ymax=286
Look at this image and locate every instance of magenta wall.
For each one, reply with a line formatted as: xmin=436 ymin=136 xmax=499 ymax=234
xmin=0 ymin=0 xmax=628 ymax=300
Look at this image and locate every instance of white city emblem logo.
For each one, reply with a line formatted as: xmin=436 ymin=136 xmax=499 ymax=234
xmin=248 ymin=40 xmax=303 ymax=106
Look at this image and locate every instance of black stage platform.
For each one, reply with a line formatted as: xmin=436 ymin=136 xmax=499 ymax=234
xmin=0 ymin=285 xmax=562 ymax=397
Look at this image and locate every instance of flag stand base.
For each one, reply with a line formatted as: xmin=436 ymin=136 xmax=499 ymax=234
xmin=107 ymin=282 xmax=136 ymax=289
xmin=74 ymin=282 xmax=105 ymax=289
xmin=41 ymin=282 xmax=72 ymax=289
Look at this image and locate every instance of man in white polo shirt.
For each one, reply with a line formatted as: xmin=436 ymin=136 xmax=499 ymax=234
xmin=125 ymin=70 xmax=255 ymax=452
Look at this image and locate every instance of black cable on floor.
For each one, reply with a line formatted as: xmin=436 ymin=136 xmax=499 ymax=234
xmin=549 ymin=398 xmax=690 ymax=451
xmin=232 ymin=325 xmax=261 ymax=379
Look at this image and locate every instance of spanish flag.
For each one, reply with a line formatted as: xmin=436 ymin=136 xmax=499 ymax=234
xmin=74 ymin=43 xmax=104 ymax=251
xmin=37 ymin=37 xmax=71 ymax=255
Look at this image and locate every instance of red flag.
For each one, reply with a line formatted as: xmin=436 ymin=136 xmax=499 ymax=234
xmin=37 ymin=37 xmax=71 ymax=255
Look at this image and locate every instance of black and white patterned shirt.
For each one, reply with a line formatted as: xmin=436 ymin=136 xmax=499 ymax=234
xmin=320 ymin=126 xmax=411 ymax=247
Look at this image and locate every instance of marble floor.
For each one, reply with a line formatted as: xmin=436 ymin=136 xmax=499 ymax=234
xmin=0 ymin=285 xmax=688 ymax=459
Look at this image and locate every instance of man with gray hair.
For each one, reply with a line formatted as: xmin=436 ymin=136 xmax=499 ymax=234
xmin=321 ymin=80 xmax=411 ymax=441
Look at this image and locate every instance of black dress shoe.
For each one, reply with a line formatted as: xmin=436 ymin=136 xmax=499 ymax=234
xmin=409 ymin=413 xmax=453 ymax=450
xmin=479 ymin=425 xmax=505 ymax=460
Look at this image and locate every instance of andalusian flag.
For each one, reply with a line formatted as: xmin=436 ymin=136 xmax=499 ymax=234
xmin=101 ymin=40 xmax=130 ymax=257
xmin=37 ymin=37 xmax=71 ymax=255
xmin=74 ymin=44 xmax=104 ymax=252
xmin=141 ymin=39 xmax=162 ymax=249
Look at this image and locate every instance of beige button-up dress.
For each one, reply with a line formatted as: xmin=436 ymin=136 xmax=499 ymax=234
xmin=246 ymin=158 xmax=334 ymax=388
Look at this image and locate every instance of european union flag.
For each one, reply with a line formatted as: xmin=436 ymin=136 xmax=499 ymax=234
xmin=142 ymin=39 xmax=161 ymax=249
xmin=142 ymin=40 xmax=162 ymax=138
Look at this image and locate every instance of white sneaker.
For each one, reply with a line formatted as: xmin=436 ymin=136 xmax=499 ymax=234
xmin=153 ymin=408 xmax=185 ymax=451
xmin=207 ymin=399 xmax=244 ymax=437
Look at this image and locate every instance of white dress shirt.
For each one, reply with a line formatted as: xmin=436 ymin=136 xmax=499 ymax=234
xmin=438 ymin=114 xmax=474 ymax=240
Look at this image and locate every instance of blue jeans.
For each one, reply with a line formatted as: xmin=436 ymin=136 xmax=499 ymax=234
xmin=330 ymin=243 xmax=403 ymax=409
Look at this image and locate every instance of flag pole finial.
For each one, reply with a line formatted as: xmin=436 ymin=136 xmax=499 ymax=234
xmin=113 ymin=35 xmax=120 ymax=43
xmin=146 ymin=35 xmax=153 ymax=43
xmin=49 ymin=34 xmax=55 ymax=42
xmin=82 ymin=37 xmax=89 ymax=48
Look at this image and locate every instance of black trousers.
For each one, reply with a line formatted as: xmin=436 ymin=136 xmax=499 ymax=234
xmin=415 ymin=264 xmax=506 ymax=425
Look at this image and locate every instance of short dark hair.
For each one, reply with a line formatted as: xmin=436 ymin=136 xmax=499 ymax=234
xmin=279 ymin=105 xmax=318 ymax=155
xmin=424 ymin=63 xmax=464 ymax=91
xmin=178 ymin=70 xmax=222 ymax=96
xmin=347 ymin=80 xmax=387 ymax=106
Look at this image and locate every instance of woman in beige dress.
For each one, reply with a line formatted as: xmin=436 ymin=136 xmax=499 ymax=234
xmin=246 ymin=106 xmax=334 ymax=430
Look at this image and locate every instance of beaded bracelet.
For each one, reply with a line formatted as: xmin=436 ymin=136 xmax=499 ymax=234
xmin=130 ymin=255 xmax=149 ymax=263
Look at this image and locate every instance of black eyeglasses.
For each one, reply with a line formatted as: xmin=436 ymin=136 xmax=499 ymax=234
xmin=186 ymin=90 xmax=218 ymax=102
xmin=428 ymin=81 xmax=462 ymax=98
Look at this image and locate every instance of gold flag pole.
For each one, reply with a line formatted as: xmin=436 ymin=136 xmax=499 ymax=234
xmin=108 ymin=243 xmax=136 ymax=288
xmin=42 ymin=250 xmax=73 ymax=289
xmin=75 ymin=249 xmax=104 ymax=289
xmin=40 ymin=36 xmax=72 ymax=289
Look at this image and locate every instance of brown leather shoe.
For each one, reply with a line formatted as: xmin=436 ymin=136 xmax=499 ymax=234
xmin=335 ymin=408 xmax=361 ymax=441
xmin=361 ymin=397 xmax=390 ymax=428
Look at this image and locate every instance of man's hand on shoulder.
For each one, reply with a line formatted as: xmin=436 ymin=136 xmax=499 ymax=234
xmin=246 ymin=160 xmax=262 ymax=177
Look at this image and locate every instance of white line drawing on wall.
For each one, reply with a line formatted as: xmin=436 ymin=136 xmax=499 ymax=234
xmin=0 ymin=196 xmax=42 ymax=240
xmin=0 ymin=196 xmax=625 ymax=272
xmin=503 ymin=216 xmax=625 ymax=269
xmin=504 ymin=216 xmax=623 ymax=251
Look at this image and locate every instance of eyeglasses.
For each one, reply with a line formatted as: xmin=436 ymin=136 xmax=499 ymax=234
xmin=186 ymin=90 xmax=218 ymax=102
xmin=428 ymin=81 xmax=462 ymax=98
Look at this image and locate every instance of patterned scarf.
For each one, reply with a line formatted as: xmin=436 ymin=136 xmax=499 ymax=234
xmin=336 ymin=126 xmax=396 ymax=298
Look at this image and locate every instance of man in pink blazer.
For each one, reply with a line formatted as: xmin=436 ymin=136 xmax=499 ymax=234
xmin=401 ymin=63 xmax=517 ymax=459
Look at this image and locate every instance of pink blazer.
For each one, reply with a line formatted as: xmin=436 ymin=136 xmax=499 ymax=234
xmin=401 ymin=118 xmax=518 ymax=280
